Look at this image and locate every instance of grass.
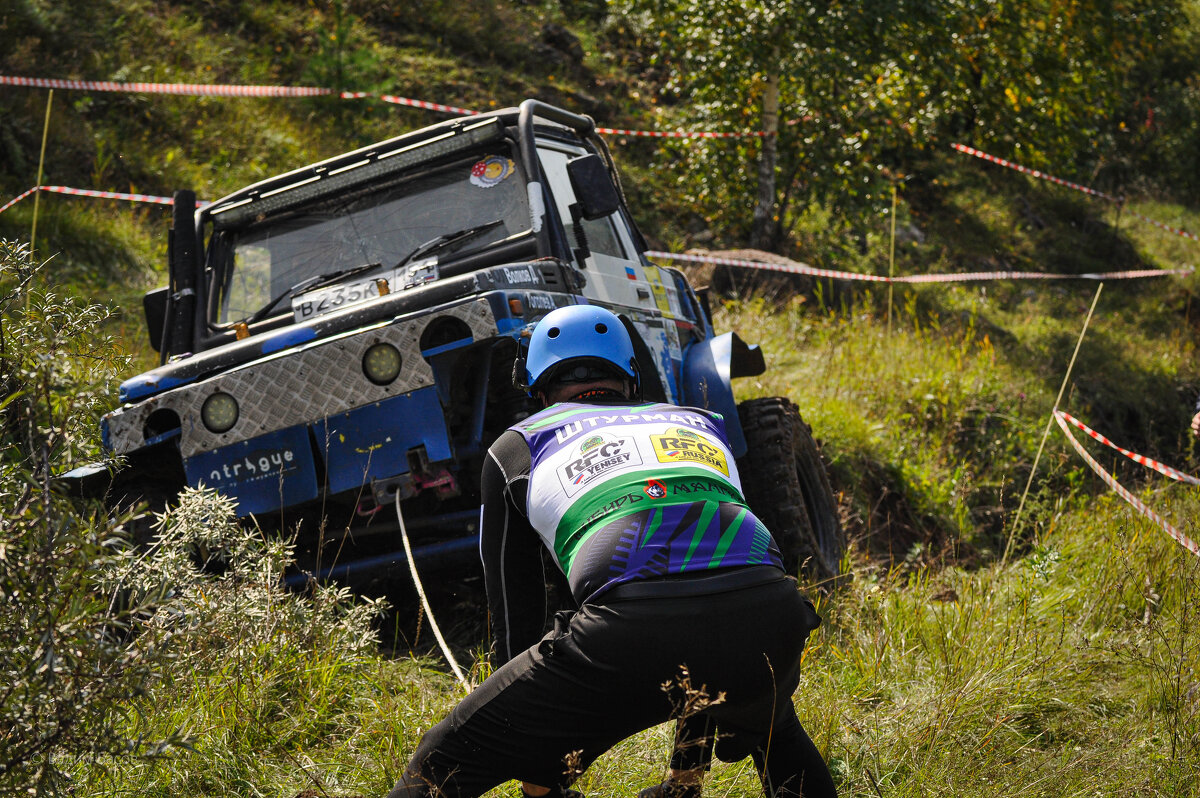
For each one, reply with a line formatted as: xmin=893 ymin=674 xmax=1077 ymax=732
xmin=14 ymin=146 xmax=1195 ymax=798
xmin=76 ymin=483 xmax=1200 ymax=798
xmin=55 ymin=272 xmax=1198 ymax=797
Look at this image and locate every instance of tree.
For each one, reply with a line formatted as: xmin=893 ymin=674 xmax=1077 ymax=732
xmin=617 ymin=0 xmax=1185 ymax=251
xmin=618 ymin=0 xmax=911 ymax=249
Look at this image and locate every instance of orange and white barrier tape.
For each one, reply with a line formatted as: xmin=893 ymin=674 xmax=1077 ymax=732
xmin=1057 ymin=410 xmax=1200 ymax=486
xmin=953 ymin=143 xmax=1200 ymax=244
xmin=0 ymin=73 xmax=350 ymax=98
xmin=1054 ymin=409 xmax=1200 ymax=558
xmin=1 ymin=73 xmax=770 ymax=139
xmin=645 ymin=250 xmax=1192 ymax=285
xmin=0 ymin=185 xmax=182 ymax=216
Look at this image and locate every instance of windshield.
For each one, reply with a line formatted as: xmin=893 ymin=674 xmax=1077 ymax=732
xmin=210 ymin=147 xmax=529 ymax=325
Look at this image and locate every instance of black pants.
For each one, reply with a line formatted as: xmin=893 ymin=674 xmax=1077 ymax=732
xmin=388 ymin=572 xmax=836 ymax=798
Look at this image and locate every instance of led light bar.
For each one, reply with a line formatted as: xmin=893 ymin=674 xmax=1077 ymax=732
xmin=209 ymin=118 xmax=504 ymax=228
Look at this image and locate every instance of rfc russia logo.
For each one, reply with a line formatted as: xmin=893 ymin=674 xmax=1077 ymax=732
xmin=650 ymin=427 xmax=729 ymax=475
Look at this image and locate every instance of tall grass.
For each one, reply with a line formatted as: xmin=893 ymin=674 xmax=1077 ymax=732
xmin=82 ymin=488 xmax=405 ymax=798
xmin=74 ymin=282 xmax=1200 ymax=798
xmin=714 ymin=292 xmax=1050 ymax=559
xmin=7 ymin=230 xmax=1197 ymax=796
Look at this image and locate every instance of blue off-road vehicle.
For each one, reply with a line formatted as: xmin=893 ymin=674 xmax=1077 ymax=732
xmin=67 ymin=100 xmax=843 ymax=585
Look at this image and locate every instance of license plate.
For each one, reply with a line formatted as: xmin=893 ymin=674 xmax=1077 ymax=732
xmin=291 ymin=259 xmax=436 ymax=322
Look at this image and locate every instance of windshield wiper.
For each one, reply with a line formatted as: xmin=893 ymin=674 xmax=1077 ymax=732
xmin=244 ymin=261 xmax=382 ymax=324
xmin=395 ymin=219 xmax=505 ymax=270
xmin=236 ymin=220 xmax=504 ymax=325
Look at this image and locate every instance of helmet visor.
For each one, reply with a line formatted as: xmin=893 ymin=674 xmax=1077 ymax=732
xmin=542 ymin=358 xmax=628 ymax=388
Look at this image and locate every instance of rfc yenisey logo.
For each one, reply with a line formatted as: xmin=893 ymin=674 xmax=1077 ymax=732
xmin=558 ymin=432 xmax=643 ymax=495
xmin=650 ymin=427 xmax=729 ymax=475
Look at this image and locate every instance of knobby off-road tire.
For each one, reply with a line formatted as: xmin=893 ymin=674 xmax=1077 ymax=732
xmin=736 ymin=397 xmax=843 ymax=582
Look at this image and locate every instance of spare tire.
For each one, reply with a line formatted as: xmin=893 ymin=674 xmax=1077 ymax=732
xmin=736 ymin=397 xmax=842 ymax=581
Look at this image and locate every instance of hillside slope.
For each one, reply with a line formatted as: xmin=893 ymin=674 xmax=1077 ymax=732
xmin=3 ymin=3 xmax=1200 ymax=796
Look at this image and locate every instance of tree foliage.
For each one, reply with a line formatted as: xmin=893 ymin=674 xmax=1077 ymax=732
xmin=617 ymin=0 xmax=1189 ymax=251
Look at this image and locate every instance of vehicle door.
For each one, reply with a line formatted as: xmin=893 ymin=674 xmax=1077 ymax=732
xmin=537 ymin=140 xmax=685 ymax=401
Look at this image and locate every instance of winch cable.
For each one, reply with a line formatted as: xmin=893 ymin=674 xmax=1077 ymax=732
xmin=394 ymin=490 xmax=471 ymax=691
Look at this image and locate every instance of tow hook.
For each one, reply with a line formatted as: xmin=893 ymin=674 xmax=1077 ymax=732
xmin=370 ymin=446 xmax=460 ymax=506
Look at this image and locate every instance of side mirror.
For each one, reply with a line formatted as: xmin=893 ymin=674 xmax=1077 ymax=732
xmin=143 ymin=287 xmax=169 ymax=353
xmin=566 ymin=153 xmax=621 ymax=220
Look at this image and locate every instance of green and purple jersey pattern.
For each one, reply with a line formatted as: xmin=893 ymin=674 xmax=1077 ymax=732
xmin=515 ymin=402 xmax=783 ymax=601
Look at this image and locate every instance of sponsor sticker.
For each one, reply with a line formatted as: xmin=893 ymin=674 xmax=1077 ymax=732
xmin=641 ymin=262 xmax=674 ymax=315
xmin=501 ymin=265 xmax=538 ymax=285
xmin=558 ymin=432 xmax=642 ymax=496
xmin=203 ymin=445 xmax=300 ymax=486
xmin=651 ymin=427 xmax=729 ymax=475
xmin=470 ymin=156 xmax=516 ymax=188
xmin=644 ymin=478 xmax=667 ymax=499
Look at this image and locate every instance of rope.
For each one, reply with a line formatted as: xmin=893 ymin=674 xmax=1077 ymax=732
xmin=1004 ymin=282 xmax=1104 ymax=563
xmin=394 ymin=490 xmax=471 ymax=691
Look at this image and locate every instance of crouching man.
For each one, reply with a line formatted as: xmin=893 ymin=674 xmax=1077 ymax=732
xmin=386 ymin=305 xmax=836 ymax=798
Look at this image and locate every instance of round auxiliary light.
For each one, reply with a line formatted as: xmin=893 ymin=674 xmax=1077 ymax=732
xmin=201 ymin=392 xmax=239 ymax=433
xmin=363 ymin=342 xmax=402 ymax=385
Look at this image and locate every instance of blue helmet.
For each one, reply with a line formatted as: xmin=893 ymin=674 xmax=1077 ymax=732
xmin=524 ymin=305 xmax=638 ymax=395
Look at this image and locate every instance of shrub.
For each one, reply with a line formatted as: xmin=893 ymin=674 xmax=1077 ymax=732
xmin=0 ymin=239 xmax=174 ymax=795
xmin=0 ymin=240 xmax=386 ymax=796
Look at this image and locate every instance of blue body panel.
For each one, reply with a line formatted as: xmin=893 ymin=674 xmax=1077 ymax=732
xmin=184 ymin=426 xmax=319 ymax=516
xmin=119 ymin=373 xmax=190 ymax=404
xmin=261 ymin=327 xmax=318 ymax=354
xmin=682 ymin=332 xmax=747 ymax=458
xmin=318 ymin=387 xmax=452 ymax=496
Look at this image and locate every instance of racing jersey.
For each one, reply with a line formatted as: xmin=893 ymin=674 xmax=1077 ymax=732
xmin=480 ymin=400 xmax=784 ymax=663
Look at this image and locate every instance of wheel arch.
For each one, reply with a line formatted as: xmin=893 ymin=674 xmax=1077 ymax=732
xmin=682 ymin=332 xmax=765 ymax=457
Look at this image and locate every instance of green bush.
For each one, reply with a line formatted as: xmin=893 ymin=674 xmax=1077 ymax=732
xmin=0 ymin=239 xmax=173 ymax=795
xmin=0 ymin=240 xmax=388 ymax=796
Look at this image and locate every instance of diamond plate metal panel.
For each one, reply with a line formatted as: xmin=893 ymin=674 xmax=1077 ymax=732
xmin=106 ymin=298 xmax=497 ymax=458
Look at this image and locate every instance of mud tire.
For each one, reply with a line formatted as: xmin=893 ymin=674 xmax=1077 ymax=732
xmin=736 ymin=397 xmax=843 ymax=581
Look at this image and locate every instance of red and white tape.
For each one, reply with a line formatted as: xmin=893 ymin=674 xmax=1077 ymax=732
xmin=0 ymin=185 xmax=191 ymax=216
xmin=644 ymin=250 xmax=1193 ymax=285
xmin=4 ymin=189 xmax=1197 ymax=289
xmin=0 ymin=73 xmax=349 ymax=98
xmin=0 ymin=187 xmax=38 ymax=215
xmin=953 ymin=144 xmax=1116 ymax=201
xmin=1054 ymin=410 xmax=1200 ymax=558
xmin=645 ymin=250 xmax=891 ymax=283
xmin=594 ymin=127 xmax=764 ymax=139
xmin=1 ymin=73 xmax=778 ymax=139
xmin=378 ymin=94 xmax=478 ymax=116
xmin=1056 ymin=411 xmax=1200 ymax=486
xmin=892 ymin=266 xmax=1194 ymax=283
xmin=1122 ymin=208 xmax=1200 ymax=244
xmin=953 ymin=143 xmax=1200 ymax=244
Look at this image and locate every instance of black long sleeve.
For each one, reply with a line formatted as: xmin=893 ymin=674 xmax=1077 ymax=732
xmin=479 ymin=429 xmax=548 ymax=666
